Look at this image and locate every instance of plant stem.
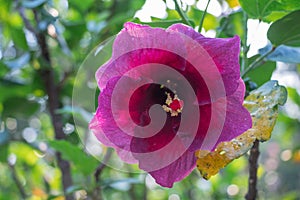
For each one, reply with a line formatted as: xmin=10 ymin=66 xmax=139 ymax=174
xmin=9 ymin=164 xmax=27 ymax=199
xmin=241 ymin=46 xmax=276 ymax=78
xmin=142 ymin=175 xmax=148 ymax=200
xmin=174 ymin=0 xmax=192 ymax=26
xmin=94 ymin=148 xmax=113 ymax=183
xmin=245 ymin=140 xmax=260 ymax=200
xmin=198 ymin=0 xmax=211 ymax=33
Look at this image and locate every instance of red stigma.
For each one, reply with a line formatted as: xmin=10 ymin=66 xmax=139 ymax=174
xmin=169 ymin=99 xmax=184 ymax=111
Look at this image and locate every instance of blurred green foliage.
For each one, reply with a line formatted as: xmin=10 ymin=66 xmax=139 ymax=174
xmin=0 ymin=0 xmax=299 ymax=199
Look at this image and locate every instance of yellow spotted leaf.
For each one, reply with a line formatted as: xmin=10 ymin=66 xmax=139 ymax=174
xmin=196 ymin=81 xmax=287 ymax=179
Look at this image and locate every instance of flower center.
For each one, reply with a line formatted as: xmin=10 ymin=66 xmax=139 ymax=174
xmin=162 ymin=93 xmax=184 ymax=117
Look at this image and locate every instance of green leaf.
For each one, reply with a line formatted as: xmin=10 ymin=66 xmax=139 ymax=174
xmin=49 ymin=140 xmax=99 ymax=175
xmin=259 ymin=44 xmax=300 ymax=63
xmin=10 ymin=27 xmax=28 ymax=50
xmin=264 ymin=0 xmax=300 ymax=21
xmin=239 ymin=0 xmax=281 ymax=20
xmin=0 ymin=78 xmax=32 ymax=103
xmin=246 ymin=55 xmax=276 ymax=86
xmin=239 ymin=0 xmax=300 ymax=21
xmin=22 ymin=0 xmax=48 ymax=8
xmin=68 ymin=0 xmax=94 ymax=13
xmin=132 ymin=18 xmax=194 ymax=29
xmin=129 ymin=0 xmax=144 ymax=11
xmin=166 ymin=9 xmax=180 ymax=20
xmin=287 ymin=87 xmax=300 ymax=106
xmin=267 ymin=10 xmax=300 ymax=47
xmin=0 ymin=144 xmax=9 ymax=163
xmin=0 ymin=130 xmax=10 ymax=163
xmin=218 ymin=11 xmax=244 ymax=41
xmin=62 ymin=21 xmax=87 ymax=49
xmin=2 ymin=97 xmax=40 ymax=118
xmin=196 ymin=81 xmax=287 ymax=179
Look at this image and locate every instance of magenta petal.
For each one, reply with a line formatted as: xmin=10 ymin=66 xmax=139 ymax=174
xmin=168 ymin=23 xmax=241 ymax=96
xmin=96 ymin=23 xmax=187 ymax=90
xmin=148 ymin=150 xmax=197 ymax=188
xmin=214 ymin=80 xmax=252 ymax=146
xmin=89 ymin=77 xmax=132 ymax=157
xmin=190 ymin=79 xmax=251 ymax=151
xmin=234 ymin=78 xmax=247 ymax=103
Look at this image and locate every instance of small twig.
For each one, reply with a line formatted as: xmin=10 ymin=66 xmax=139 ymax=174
xmin=241 ymin=46 xmax=276 ymax=78
xmin=128 ymin=184 xmax=138 ymax=200
xmin=241 ymin=12 xmax=249 ymax=72
xmin=9 ymin=164 xmax=27 ymax=199
xmin=198 ymin=0 xmax=211 ymax=32
xmin=16 ymin=0 xmax=37 ymax=35
xmin=107 ymin=0 xmax=117 ymax=21
xmin=174 ymin=0 xmax=192 ymax=26
xmin=245 ymin=140 xmax=260 ymax=200
xmin=57 ymin=70 xmax=73 ymax=91
xmin=94 ymin=148 xmax=113 ymax=183
xmin=93 ymin=148 xmax=113 ymax=200
xmin=142 ymin=175 xmax=148 ymax=200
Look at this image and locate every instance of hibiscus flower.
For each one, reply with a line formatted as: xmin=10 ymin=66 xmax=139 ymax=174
xmin=89 ymin=22 xmax=252 ymax=187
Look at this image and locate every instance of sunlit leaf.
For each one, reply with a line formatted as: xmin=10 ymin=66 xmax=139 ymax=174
xmin=10 ymin=142 xmax=39 ymax=165
xmin=166 ymin=9 xmax=180 ymax=20
xmin=196 ymin=81 xmax=287 ymax=179
xmin=287 ymin=87 xmax=300 ymax=106
xmin=49 ymin=140 xmax=99 ymax=175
